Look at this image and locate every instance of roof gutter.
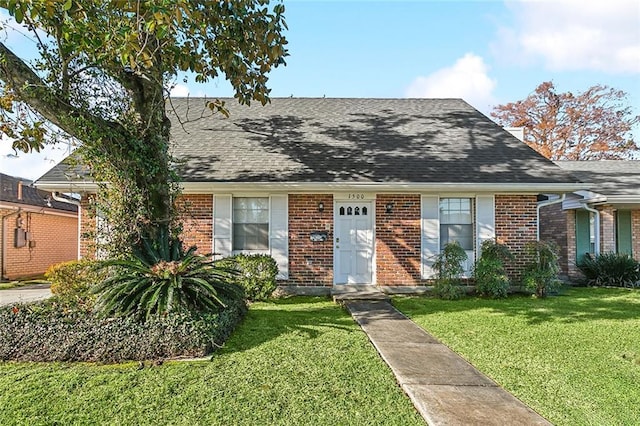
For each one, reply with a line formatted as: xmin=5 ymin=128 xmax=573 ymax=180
xmin=580 ymin=202 xmax=600 ymax=255
xmin=34 ymin=180 xmax=589 ymax=194
xmin=51 ymin=191 xmax=81 ymax=207
xmin=537 ymin=194 xmax=566 ymax=241
xmin=180 ymin=181 xmax=589 ymax=194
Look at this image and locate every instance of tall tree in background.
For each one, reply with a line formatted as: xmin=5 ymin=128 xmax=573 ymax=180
xmin=491 ymin=81 xmax=639 ymax=160
xmin=0 ymin=0 xmax=287 ymax=253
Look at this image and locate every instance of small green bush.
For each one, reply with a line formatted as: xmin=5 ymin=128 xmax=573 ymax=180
xmin=46 ymin=259 xmax=106 ymax=299
xmin=216 ymin=254 xmax=279 ymax=301
xmin=474 ymin=240 xmax=513 ymax=298
xmin=0 ymin=296 xmax=247 ymax=363
xmin=433 ymin=242 xmax=467 ymax=300
xmin=577 ymin=252 xmax=640 ymax=288
xmin=521 ymin=241 xmax=561 ymax=298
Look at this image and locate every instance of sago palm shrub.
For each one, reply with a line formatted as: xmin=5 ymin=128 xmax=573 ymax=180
xmin=93 ymin=232 xmax=243 ymax=321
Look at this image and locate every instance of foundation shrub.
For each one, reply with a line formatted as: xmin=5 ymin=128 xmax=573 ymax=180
xmin=216 ymin=254 xmax=278 ymax=301
xmin=474 ymin=240 xmax=513 ymax=298
xmin=521 ymin=241 xmax=561 ymax=298
xmin=0 ymin=295 xmax=247 ymax=363
xmin=577 ymin=252 xmax=640 ymax=288
xmin=433 ymin=242 xmax=467 ymax=300
xmin=46 ymin=259 xmax=106 ymax=299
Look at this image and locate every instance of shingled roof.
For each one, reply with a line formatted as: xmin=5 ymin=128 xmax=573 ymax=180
xmin=0 ymin=173 xmax=77 ymax=212
xmin=37 ymin=98 xmax=582 ymax=189
xmin=555 ymin=160 xmax=640 ymax=197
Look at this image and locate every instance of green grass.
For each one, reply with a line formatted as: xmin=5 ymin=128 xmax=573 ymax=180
xmin=0 ymin=297 xmax=423 ymax=425
xmin=393 ymin=287 xmax=640 ymax=425
xmin=0 ymin=279 xmax=48 ymax=290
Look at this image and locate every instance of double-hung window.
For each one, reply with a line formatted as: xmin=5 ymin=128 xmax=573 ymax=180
xmin=439 ymin=198 xmax=473 ymax=251
xmin=233 ymin=197 xmax=269 ymax=251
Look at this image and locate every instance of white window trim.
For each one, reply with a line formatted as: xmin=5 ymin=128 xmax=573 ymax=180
xmin=213 ymin=193 xmax=288 ymax=279
xmin=231 ymin=196 xmax=270 ymax=254
xmin=422 ymin=194 xmax=496 ymax=279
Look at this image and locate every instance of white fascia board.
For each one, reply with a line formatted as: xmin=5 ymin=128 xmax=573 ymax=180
xmin=33 ymin=181 xmax=101 ymax=193
xmin=592 ymin=196 xmax=640 ymax=205
xmin=180 ymin=181 xmax=588 ymax=194
xmin=34 ymin=180 xmax=589 ymax=195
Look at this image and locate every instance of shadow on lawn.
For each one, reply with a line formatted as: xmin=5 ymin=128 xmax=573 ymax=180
xmin=393 ymin=288 xmax=640 ymax=326
xmin=220 ymin=297 xmax=358 ymax=354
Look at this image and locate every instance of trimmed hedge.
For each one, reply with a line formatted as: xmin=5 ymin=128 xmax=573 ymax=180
xmin=46 ymin=259 xmax=106 ymax=299
xmin=0 ymin=296 xmax=247 ymax=363
xmin=216 ymin=254 xmax=278 ymax=301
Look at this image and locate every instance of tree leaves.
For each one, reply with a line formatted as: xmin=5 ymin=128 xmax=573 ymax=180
xmin=491 ymin=81 xmax=640 ymax=160
xmin=0 ymin=0 xmax=288 ymax=255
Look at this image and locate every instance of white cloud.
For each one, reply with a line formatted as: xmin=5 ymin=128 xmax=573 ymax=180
xmin=495 ymin=0 xmax=640 ymax=73
xmin=169 ymin=83 xmax=190 ymax=97
xmin=0 ymin=138 xmax=72 ymax=181
xmin=405 ymin=53 xmax=497 ymax=111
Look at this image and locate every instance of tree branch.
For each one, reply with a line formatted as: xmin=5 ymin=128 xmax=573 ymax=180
xmin=0 ymin=41 xmax=128 ymax=141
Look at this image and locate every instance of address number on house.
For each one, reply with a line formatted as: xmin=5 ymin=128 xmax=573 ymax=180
xmin=348 ymin=193 xmax=365 ymax=200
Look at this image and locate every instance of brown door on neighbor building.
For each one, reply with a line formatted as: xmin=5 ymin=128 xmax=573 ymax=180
xmin=334 ymin=201 xmax=374 ymax=284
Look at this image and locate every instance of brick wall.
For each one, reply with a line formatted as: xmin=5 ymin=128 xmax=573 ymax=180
xmin=2 ymin=209 xmax=78 ymax=280
xmin=495 ymin=194 xmax=538 ymax=282
xmin=79 ymin=195 xmax=97 ymax=259
xmin=632 ymin=210 xmax=640 ymax=261
xmin=285 ymin=194 xmax=333 ymax=286
xmin=599 ymin=205 xmax=616 ymax=253
xmin=375 ymin=194 xmax=421 ymax=285
xmin=177 ymin=194 xmax=213 ymax=253
xmin=73 ymin=191 xmax=547 ymax=287
xmin=539 ymin=202 xmax=569 ymax=276
xmin=566 ymin=210 xmax=579 ymax=279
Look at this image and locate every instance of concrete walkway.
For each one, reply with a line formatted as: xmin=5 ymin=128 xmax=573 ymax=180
xmin=345 ymin=300 xmax=551 ymax=426
xmin=0 ymin=284 xmax=52 ymax=306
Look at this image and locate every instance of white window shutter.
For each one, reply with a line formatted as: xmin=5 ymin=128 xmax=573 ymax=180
xmin=213 ymin=194 xmax=232 ymax=259
xmin=421 ymin=195 xmax=440 ymax=279
xmin=476 ymin=195 xmax=495 ymax=256
xmin=270 ymin=194 xmax=289 ymax=279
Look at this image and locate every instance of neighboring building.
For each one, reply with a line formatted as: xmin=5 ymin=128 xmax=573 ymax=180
xmin=35 ymin=98 xmax=584 ymax=291
xmin=0 ymin=173 xmax=78 ymax=280
xmin=540 ymin=160 xmax=640 ymax=280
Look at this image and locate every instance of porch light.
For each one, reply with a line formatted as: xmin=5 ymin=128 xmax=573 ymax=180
xmin=385 ymin=202 xmax=394 ymax=213
xmin=318 ymin=201 xmax=324 ymax=212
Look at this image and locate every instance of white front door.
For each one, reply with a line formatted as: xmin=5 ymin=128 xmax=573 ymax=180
xmin=334 ymin=201 xmax=374 ymax=284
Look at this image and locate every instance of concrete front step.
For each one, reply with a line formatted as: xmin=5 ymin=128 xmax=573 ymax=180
xmin=331 ymin=285 xmax=390 ymax=302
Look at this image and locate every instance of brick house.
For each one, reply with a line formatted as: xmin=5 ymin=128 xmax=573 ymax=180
xmin=1 ymin=173 xmax=78 ymax=280
xmin=539 ymin=160 xmax=640 ymax=280
xmin=35 ymin=98 xmax=584 ymax=291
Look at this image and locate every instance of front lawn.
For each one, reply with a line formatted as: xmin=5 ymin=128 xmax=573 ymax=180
xmin=0 ymin=297 xmax=423 ymax=425
xmin=393 ymin=287 xmax=640 ymax=425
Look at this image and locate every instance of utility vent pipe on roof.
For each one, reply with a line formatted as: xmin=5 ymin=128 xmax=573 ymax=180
xmin=17 ymin=181 xmax=23 ymax=201
xmin=504 ymin=127 xmax=524 ymax=142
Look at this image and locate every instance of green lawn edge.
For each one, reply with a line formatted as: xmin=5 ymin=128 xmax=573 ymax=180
xmin=392 ymin=287 xmax=640 ymax=426
xmin=0 ymin=296 xmax=423 ymax=426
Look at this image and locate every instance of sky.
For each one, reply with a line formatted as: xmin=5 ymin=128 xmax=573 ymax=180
xmin=1 ymin=0 xmax=639 ymax=181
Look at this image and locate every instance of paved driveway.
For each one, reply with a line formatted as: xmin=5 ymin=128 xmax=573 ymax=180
xmin=0 ymin=284 xmax=52 ymax=306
